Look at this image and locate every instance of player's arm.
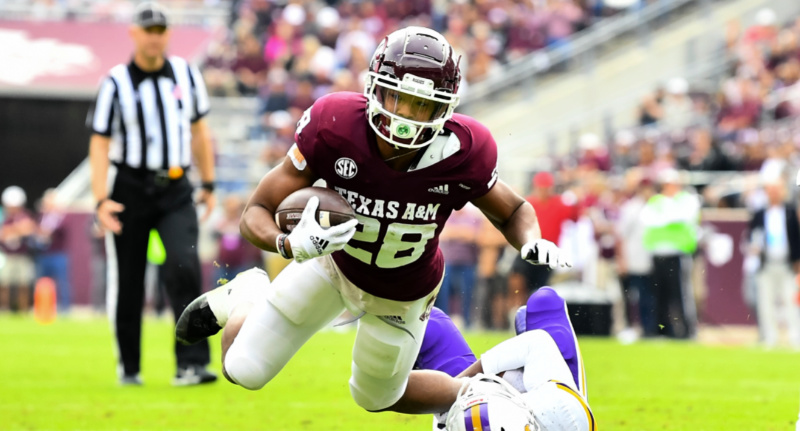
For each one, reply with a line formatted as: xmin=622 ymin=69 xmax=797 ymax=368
xmin=471 ymin=180 xmax=540 ymax=250
xmin=239 ymin=156 xmax=317 ymax=255
xmin=473 ymin=180 xmax=570 ymax=268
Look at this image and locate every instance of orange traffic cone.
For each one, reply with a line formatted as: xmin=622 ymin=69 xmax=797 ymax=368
xmin=34 ymin=277 xmax=57 ymax=324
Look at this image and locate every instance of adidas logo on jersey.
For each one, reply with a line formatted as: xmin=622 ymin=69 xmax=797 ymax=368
xmin=428 ymin=184 xmax=449 ymax=195
xmin=309 ymin=236 xmax=330 ymax=254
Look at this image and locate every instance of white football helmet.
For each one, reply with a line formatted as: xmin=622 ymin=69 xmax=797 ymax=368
xmin=445 ymin=374 xmax=541 ymax=431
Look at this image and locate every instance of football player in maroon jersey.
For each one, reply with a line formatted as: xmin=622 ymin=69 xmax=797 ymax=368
xmin=177 ymin=26 xmax=570 ymax=414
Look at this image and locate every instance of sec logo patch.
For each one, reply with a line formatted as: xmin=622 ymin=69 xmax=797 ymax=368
xmin=335 ymin=157 xmax=358 ymax=179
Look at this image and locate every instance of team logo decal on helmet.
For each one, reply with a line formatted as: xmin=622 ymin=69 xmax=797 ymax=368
xmin=364 ymin=26 xmax=462 ymax=149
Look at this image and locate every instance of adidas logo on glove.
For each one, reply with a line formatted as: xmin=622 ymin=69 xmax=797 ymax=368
xmin=310 ymin=236 xmax=330 ymax=254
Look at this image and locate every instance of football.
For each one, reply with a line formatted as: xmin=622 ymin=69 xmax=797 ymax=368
xmin=275 ymin=187 xmax=357 ymax=233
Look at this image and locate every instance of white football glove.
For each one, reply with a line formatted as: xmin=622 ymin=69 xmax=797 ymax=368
xmin=521 ymin=239 xmax=572 ymax=269
xmin=287 ymin=197 xmax=358 ymax=263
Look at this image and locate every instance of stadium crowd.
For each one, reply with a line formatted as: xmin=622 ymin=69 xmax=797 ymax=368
xmin=198 ymin=0 xmax=658 ymax=165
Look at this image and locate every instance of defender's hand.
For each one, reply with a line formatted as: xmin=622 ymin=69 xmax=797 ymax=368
xmin=521 ymin=239 xmax=571 ymax=269
xmin=97 ymin=199 xmax=124 ymax=235
xmin=286 ymin=196 xmax=358 ymax=263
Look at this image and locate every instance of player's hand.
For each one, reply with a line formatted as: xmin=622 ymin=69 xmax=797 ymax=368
xmin=96 ymin=199 xmax=124 ymax=235
xmin=196 ymin=189 xmax=216 ymax=223
xmin=521 ymin=239 xmax=571 ymax=269
xmin=286 ymin=196 xmax=358 ymax=263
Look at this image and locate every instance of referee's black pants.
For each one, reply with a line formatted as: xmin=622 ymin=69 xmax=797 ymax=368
xmin=108 ymin=167 xmax=210 ymax=377
xmin=652 ymin=254 xmax=697 ymax=339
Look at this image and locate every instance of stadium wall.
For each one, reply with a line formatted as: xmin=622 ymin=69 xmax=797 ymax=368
xmin=0 ymin=96 xmax=91 ymax=203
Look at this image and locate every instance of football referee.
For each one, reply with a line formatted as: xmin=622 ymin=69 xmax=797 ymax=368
xmin=89 ymin=2 xmax=217 ymax=386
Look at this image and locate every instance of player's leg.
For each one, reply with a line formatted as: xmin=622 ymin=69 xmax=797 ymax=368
xmin=223 ymin=260 xmax=345 ymax=390
xmin=515 ymin=286 xmax=587 ymax=397
xmin=349 ymin=289 xmax=437 ymax=412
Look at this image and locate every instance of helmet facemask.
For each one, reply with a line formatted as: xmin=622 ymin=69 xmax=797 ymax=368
xmin=365 ymin=71 xmax=459 ymax=149
xmin=445 ymin=374 xmax=541 ymax=431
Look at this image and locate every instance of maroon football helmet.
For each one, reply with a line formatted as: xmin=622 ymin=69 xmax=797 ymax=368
xmin=364 ymin=26 xmax=462 ymax=148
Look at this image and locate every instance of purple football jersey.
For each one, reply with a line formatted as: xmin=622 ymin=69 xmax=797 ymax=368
xmin=414 ymin=307 xmax=476 ymax=376
xmin=294 ymin=92 xmax=498 ymax=301
xmin=516 ymin=287 xmax=582 ymax=392
xmin=416 ymin=289 xmax=581 ymax=391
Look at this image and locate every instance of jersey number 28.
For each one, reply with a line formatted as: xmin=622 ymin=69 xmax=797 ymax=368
xmin=344 ymin=215 xmax=437 ymax=269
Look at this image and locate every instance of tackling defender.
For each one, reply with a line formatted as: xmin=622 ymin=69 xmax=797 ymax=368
xmin=415 ymin=287 xmax=595 ymax=431
xmin=176 ymin=26 xmax=570 ymax=413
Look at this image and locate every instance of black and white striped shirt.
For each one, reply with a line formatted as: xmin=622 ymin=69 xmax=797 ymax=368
xmin=91 ymin=56 xmax=210 ymax=171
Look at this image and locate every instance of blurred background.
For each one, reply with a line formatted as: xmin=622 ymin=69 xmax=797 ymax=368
xmin=2 ymin=0 xmax=800 ymax=349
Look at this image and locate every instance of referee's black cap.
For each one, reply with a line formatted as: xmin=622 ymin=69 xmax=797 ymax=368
xmin=134 ymin=2 xmax=169 ymax=28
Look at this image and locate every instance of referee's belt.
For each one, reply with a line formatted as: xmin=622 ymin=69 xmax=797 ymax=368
xmin=115 ymin=163 xmax=188 ymax=187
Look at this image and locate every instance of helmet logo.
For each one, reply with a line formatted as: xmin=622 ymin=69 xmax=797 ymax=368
xmin=335 ymin=157 xmax=358 ymax=179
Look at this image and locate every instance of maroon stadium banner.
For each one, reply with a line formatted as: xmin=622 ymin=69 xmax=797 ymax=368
xmin=0 ymin=21 xmax=214 ymax=97
xmin=701 ymin=210 xmax=754 ymax=326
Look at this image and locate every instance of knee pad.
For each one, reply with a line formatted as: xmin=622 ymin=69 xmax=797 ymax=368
xmin=349 ymin=315 xmax=419 ymax=411
xmin=349 ymin=362 xmax=408 ymax=411
xmin=352 ymin=320 xmax=404 ymax=378
xmin=224 ymin=323 xmax=293 ymax=390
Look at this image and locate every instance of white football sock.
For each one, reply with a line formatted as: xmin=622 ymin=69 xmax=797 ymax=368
xmin=209 ymin=267 xmax=271 ymax=327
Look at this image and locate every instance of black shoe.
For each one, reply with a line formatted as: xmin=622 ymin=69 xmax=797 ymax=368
xmin=173 ymin=365 xmax=218 ymax=386
xmin=176 ymin=292 xmax=223 ymax=345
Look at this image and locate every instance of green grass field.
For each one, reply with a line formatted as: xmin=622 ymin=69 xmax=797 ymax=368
xmin=1 ymin=314 xmax=798 ymax=431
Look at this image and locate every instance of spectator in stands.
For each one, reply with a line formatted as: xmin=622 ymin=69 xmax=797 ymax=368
xmin=544 ymin=0 xmax=585 ymax=48
xmin=234 ymin=34 xmax=268 ymax=96
xmin=0 ymin=186 xmax=36 ymax=313
xmin=641 ymin=169 xmax=700 ymax=339
xmin=638 ymin=85 xmax=665 ymax=126
xmin=747 ymin=173 xmax=800 ymax=348
xmin=743 ymin=8 xmax=778 ymax=47
xmin=436 ymin=205 xmax=483 ymax=328
xmin=717 ymin=78 xmax=762 ymax=134
xmin=211 ymin=195 xmax=263 ymax=287
xmin=577 ymin=133 xmax=611 ymax=171
xmin=508 ymin=172 xmax=579 ymax=315
xmin=679 ymin=128 xmax=736 ymax=172
xmin=616 ymin=170 xmax=657 ymax=337
xmin=202 ymin=39 xmax=238 ymax=97
xmin=661 ymin=77 xmax=694 ymax=130
xmin=262 ymin=68 xmax=294 ymax=115
xmin=33 ymin=189 xmax=71 ymax=312
xmin=612 ymin=129 xmax=638 ymax=170
xmin=260 ymin=110 xmax=295 ymax=169
xmin=264 ymin=18 xmax=301 ymax=70
xmin=474 ymin=214 xmax=511 ymax=330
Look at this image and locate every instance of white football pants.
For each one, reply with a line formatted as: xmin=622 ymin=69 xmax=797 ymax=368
xmin=224 ymin=255 xmax=437 ymax=411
